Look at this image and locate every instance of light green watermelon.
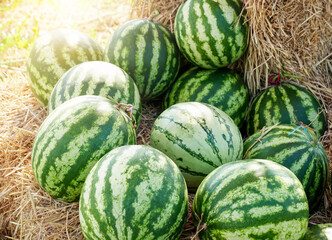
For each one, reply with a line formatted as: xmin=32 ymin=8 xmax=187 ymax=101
xmin=27 ymin=28 xmax=104 ymax=106
xmin=193 ymin=159 xmax=309 ymax=239
xmin=104 ymin=18 xmax=180 ymax=100
xmin=31 ymin=95 xmax=136 ymax=202
xmin=150 ymin=102 xmax=243 ymax=190
xmin=163 ymin=67 xmax=250 ymax=127
xmin=48 ymin=61 xmax=142 ymax=128
xmin=79 ymin=145 xmax=188 ymax=240
xmin=174 ymin=0 xmax=248 ymax=69
xmin=243 ymin=124 xmax=329 ymax=210
xmin=303 ymin=223 xmax=332 ymax=240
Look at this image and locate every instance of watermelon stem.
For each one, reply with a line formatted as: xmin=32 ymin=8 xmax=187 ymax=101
xmin=268 ymin=72 xmax=303 ymax=85
xmin=106 ymin=94 xmax=145 ymax=129
xmin=291 ymin=109 xmax=325 ymax=145
xmin=192 ymin=212 xmax=207 ymax=240
xmin=243 ymin=123 xmax=280 ymax=159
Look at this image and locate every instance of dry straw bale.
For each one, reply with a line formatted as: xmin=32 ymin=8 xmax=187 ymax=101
xmin=133 ymin=0 xmax=331 ymax=95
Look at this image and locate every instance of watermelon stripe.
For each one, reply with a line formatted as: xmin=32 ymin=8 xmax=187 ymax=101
xmin=79 ymin=145 xmax=188 ymax=240
xmin=164 ymin=67 xmax=249 ymax=127
xmin=152 ymin=124 xmax=220 ymax=169
xmin=32 ymin=96 xmax=136 ymax=202
xmin=179 ymin=166 xmax=207 ymax=177
xmin=174 ymin=0 xmax=248 ymax=69
xmin=193 ymin=159 xmax=309 ymax=239
xmin=243 ymin=124 xmax=329 ymax=209
xmin=247 ymin=83 xmax=327 ymax=136
xmin=27 ymin=29 xmax=104 ymax=106
xmin=105 ymin=19 xmax=180 ymax=100
xmin=150 ymin=102 xmax=243 ymax=189
xmin=48 ymin=61 xmax=142 ymax=127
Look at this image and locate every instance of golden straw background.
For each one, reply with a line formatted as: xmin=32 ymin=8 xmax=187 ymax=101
xmin=1 ymin=0 xmax=331 ymax=239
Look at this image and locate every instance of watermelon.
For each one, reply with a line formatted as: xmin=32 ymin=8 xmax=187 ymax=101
xmin=79 ymin=145 xmax=188 ymax=240
xmin=48 ymin=61 xmax=142 ymax=128
xmin=150 ymin=102 xmax=243 ymax=190
xmin=27 ymin=28 xmax=104 ymax=106
xmin=31 ymin=95 xmax=136 ymax=202
xmin=193 ymin=159 xmax=309 ymax=240
xmin=174 ymin=0 xmax=248 ymax=69
xmin=163 ymin=66 xmax=250 ymax=127
xmin=243 ymin=124 xmax=329 ymax=210
xmin=303 ymin=223 xmax=332 ymax=240
xmin=246 ymin=82 xmax=327 ymax=137
xmin=104 ymin=18 xmax=180 ymax=100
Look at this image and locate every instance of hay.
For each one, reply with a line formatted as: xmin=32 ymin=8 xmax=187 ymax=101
xmin=133 ymin=0 xmax=331 ymax=94
xmin=1 ymin=0 xmax=331 ymax=239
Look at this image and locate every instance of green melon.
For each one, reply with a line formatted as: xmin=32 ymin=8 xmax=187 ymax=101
xmin=31 ymin=95 xmax=136 ymax=202
xmin=27 ymin=28 xmax=104 ymax=106
xmin=104 ymin=18 xmax=180 ymax=100
xmin=150 ymin=102 xmax=243 ymax=190
xmin=243 ymin=124 xmax=329 ymax=210
xmin=48 ymin=61 xmax=142 ymax=128
xmin=193 ymin=159 xmax=309 ymax=240
xmin=174 ymin=0 xmax=248 ymax=69
xmin=246 ymin=82 xmax=327 ymax=137
xmin=163 ymin=67 xmax=249 ymax=127
xmin=79 ymin=145 xmax=188 ymax=240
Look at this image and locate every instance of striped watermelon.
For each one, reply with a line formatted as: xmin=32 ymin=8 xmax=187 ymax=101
xmin=243 ymin=124 xmax=329 ymax=210
xmin=174 ymin=0 xmax=248 ymax=69
xmin=104 ymin=18 xmax=180 ymax=100
xmin=31 ymin=95 xmax=136 ymax=202
xmin=193 ymin=159 xmax=309 ymax=240
xmin=27 ymin=28 xmax=104 ymax=106
xmin=163 ymin=67 xmax=250 ymax=127
xmin=48 ymin=61 xmax=142 ymax=127
xmin=150 ymin=102 xmax=243 ymax=190
xmin=303 ymin=223 xmax=332 ymax=240
xmin=246 ymin=82 xmax=327 ymax=137
xmin=79 ymin=145 xmax=188 ymax=240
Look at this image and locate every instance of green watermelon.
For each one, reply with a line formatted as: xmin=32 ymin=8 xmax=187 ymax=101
xmin=31 ymin=95 xmax=136 ymax=202
xmin=246 ymin=82 xmax=327 ymax=137
xmin=79 ymin=145 xmax=188 ymax=240
xmin=174 ymin=0 xmax=248 ymax=69
xmin=27 ymin=28 xmax=104 ymax=106
xmin=193 ymin=159 xmax=309 ymax=240
xmin=48 ymin=61 xmax=142 ymax=128
xmin=303 ymin=223 xmax=332 ymax=240
xmin=104 ymin=18 xmax=180 ymax=100
xmin=163 ymin=67 xmax=249 ymax=127
xmin=243 ymin=124 xmax=329 ymax=210
xmin=150 ymin=102 xmax=243 ymax=190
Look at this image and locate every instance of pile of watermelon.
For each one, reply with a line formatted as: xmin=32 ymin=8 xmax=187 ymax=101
xmin=27 ymin=0 xmax=329 ymax=239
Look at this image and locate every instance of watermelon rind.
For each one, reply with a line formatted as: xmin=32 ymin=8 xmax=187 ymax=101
xmin=105 ymin=18 xmax=180 ymax=100
xmin=174 ymin=0 xmax=248 ymax=69
xmin=150 ymin=102 xmax=243 ymax=190
xmin=246 ymin=82 xmax=327 ymax=137
xmin=163 ymin=66 xmax=250 ymax=127
xmin=48 ymin=61 xmax=142 ymax=128
xmin=79 ymin=145 xmax=188 ymax=240
xmin=243 ymin=124 xmax=329 ymax=210
xmin=193 ymin=159 xmax=309 ymax=240
xmin=31 ymin=95 xmax=136 ymax=202
xmin=27 ymin=28 xmax=104 ymax=106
